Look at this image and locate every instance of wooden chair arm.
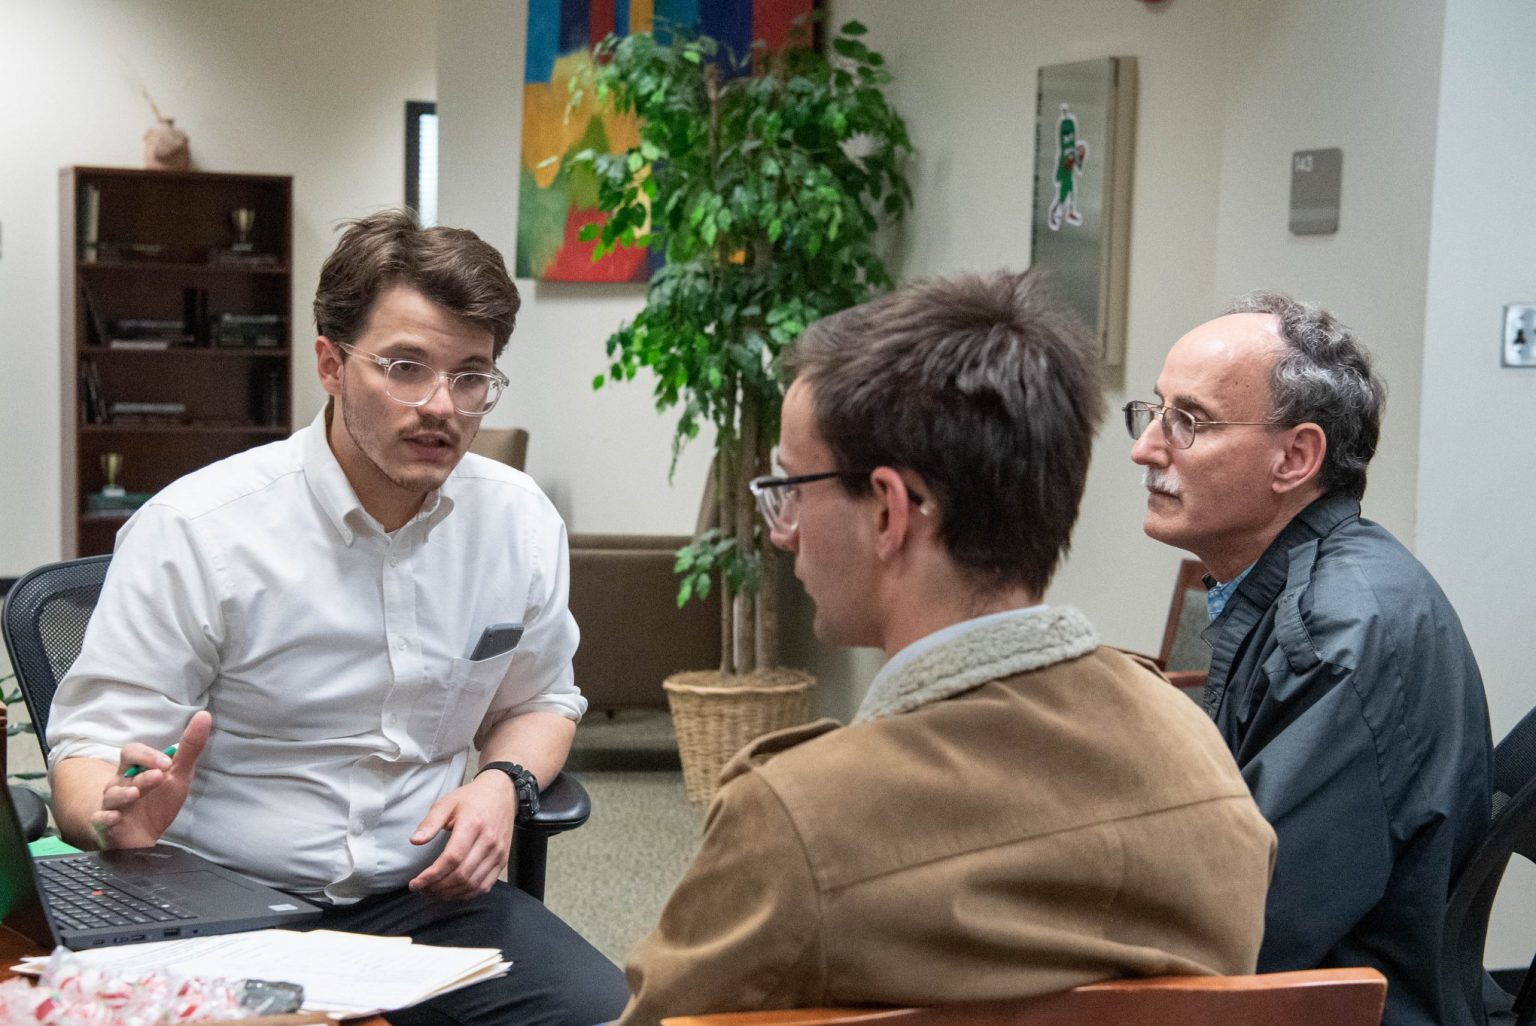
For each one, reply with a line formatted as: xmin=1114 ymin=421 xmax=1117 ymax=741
xmin=660 ymin=968 xmax=1388 ymax=1026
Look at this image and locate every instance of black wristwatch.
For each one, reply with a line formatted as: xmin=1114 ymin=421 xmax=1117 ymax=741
xmin=478 ymin=761 xmax=541 ymax=821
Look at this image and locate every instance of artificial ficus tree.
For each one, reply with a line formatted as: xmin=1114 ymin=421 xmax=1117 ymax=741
xmin=572 ymin=19 xmax=911 ymax=675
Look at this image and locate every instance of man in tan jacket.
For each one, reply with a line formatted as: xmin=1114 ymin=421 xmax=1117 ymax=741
xmin=618 ymin=270 xmax=1276 ymax=1026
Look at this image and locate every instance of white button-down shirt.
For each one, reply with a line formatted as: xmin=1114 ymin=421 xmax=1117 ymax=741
xmin=48 ymin=411 xmax=584 ymax=902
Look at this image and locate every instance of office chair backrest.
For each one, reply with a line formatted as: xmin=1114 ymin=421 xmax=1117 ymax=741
xmin=1496 ymin=705 xmax=1536 ymax=819
xmin=1442 ymin=704 xmax=1536 ymax=1026
xmin=468 ymin=427 xmax=530 ymax=472
xmin=1 ymin=555 xmax=112 ymax=762
xmin=1158 ymin=558 xmax=1210 ymax=694
xmin=658 ymin=968 xmax=1387 ymax=1026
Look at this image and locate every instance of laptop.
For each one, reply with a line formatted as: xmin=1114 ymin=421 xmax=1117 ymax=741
xmin=0 ymin=785 xmax=321 ymax=950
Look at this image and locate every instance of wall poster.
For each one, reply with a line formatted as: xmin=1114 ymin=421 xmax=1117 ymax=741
xmin=1031 ymin=57 xmax=1137 ymax=365
xmin=519 ymin=0 xmax=815 ymax=283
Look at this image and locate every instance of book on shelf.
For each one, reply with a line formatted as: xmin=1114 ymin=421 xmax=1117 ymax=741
xmin=212 ymin=312 xmax=287 ymax=348
xmin=86 ymin=490 xmax=152 ymax=514
xmin=108 ymin=337 xmax=192 ymax=350
xmin=79 ymin=360 xmax=110 ymax=424
xmin=95 ymin=241 xmax=167 ymax=262
xmin=107 ymin=400 xmax=188 ymax=424
xmin=106 ymin=317 xmax=195 ymax=349
xmin=80 ymin=184 xmax=101 ymax=263
xmin=80 ymin=280 xmax=111 ymax=348
xmin=207 ymin=249 xmax=281 ymax=268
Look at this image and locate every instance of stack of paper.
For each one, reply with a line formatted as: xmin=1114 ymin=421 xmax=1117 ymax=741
xmin=12 ymin=929 xmax=509 ymax=1018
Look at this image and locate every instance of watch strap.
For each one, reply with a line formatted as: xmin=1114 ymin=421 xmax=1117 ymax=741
xmin=478 ymin=761 xmax=541 ymax=821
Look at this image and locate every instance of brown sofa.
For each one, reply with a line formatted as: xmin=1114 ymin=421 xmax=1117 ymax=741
xmin=568 ymin=534 xmax=722 ymax=711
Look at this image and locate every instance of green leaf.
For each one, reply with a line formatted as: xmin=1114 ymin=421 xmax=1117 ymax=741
xmin=842 ymin=20 xmax=868 ymax=36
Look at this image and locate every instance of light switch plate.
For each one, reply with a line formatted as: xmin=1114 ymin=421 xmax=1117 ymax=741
xmin=1503 ymin=304 xmax=1536 ymax=367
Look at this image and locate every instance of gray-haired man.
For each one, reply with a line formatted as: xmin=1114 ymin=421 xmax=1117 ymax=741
xmin=1128 ymin=293 xmax=1493 ymax=1026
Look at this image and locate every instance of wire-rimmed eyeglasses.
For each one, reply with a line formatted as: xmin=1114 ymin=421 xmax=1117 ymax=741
xmin=333 ymin=340 xmax=508 ymax=417
xmin=1123 ymin=400 xmax=1276 ymax=450
xmin=748 ymin=470 xmax=929 ymax=533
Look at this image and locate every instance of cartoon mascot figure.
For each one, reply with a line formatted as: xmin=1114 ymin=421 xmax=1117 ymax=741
xmin=1048 ymin=103 xmax=1088 ymax=231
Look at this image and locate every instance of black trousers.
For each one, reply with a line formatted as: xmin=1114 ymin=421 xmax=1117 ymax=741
xmin=314 ymin=882 xmax=628 ymax=1026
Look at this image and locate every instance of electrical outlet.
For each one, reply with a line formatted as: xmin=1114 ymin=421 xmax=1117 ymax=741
xmin=1503 ymin=304 xmax=1536 ymax=367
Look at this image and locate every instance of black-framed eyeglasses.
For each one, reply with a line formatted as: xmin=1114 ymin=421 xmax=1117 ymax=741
xmin=1123 ymin=400 xmax=1276 ymax=450
xmin=334 ymin=340 xmax=508 ymax=417
xmin=748 ymin=470 xmax=928 ymax=533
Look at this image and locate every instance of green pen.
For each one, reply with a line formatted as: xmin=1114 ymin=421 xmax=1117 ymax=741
xmin=122 ymin=744 xmax=178 ymax=779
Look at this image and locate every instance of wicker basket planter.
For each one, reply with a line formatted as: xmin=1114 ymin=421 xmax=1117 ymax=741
xmin=663 ymin=668 xmax=816 ymax=804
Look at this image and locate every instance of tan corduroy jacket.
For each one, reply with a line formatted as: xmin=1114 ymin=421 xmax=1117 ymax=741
xmin=618 ymin=607 xmax=1276 ymax=1026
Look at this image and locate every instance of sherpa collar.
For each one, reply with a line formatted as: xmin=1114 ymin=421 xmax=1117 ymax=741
xmin=854 ymin=606 xmax=1099 ymax=722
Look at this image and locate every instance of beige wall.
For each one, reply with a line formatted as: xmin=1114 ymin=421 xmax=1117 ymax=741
xmin=0 ymin=0 xmax=436 ymax=575
xmin=1209 ymin=0 xmax=1443 ymax=548
xmin=830 ymin=0 xmax=1234 ymax=659
xmin=1419 ymin=0 xmax=1536 ymax=969
xmin=435 ymin=0 xmax=714 ymax=534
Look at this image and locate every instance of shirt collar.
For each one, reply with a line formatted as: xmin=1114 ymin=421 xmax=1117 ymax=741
xmin=300 ymin=407 xmax=455 ymax=546
xmin=1205 ymin=565 xmax=1253 ymax=622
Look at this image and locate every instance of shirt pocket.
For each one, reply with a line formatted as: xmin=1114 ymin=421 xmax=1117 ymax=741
xmin=425 ymin=651 xmax=516 ymax=761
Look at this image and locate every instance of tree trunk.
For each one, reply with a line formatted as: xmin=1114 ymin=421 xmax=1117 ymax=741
xmin=717 ymin=396 xmax=736 ymax=675
xmin=755 ymin=419 xmax=778 ymax=668
xmin=733 ymin=393 xmax=758 ymax=672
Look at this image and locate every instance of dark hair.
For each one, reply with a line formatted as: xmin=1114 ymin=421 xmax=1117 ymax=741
xmin=313 ymin=209 xmax=521 ymax=359
xmin=1226 ymin=291 xmax=1384 ymax=499
xmin=783 ymin=268 xmax=1104 ymax=596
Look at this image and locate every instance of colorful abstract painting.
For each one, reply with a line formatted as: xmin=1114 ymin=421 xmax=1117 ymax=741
xmin=518 ymin=0 xmax=815 ymax=282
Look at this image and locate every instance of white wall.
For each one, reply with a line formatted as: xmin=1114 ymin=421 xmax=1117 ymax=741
xmin=0 ymin=0 xmax=436 ymax=576
xmin=826 ymin=0 xmax=1443 ymax=651
xmin=829 ymin=0 xmax=1235 ymax=656
xmin=434 ymin=0 xmax=714 ymax=534
xmin=1418 ymin=0 xmax=1536 ymax=971
xmin=435 ymin=0 xmax=1467 ymax=715
xmin=1210 ymin=0 xmax=1445 ymax=547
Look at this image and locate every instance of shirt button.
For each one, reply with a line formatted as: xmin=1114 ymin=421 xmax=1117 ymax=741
xmin=351 ymin=821 xmax=364 ymax=836
xmin=386 ymin=713 xmax=398 ymax=727
xmin=396 ymin=636 xmax=407 ymax=650
xmin=388 ymin=556 xmax=399 ymax=567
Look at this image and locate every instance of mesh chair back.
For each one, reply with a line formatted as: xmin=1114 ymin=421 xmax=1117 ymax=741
xmin=1 ymin=555 xmax=112 ymax=762
xmin=1442 ymin=706 xmax=1536 ymax=1026
xmin=1495 ymin=706 xmax=1536 ymax=819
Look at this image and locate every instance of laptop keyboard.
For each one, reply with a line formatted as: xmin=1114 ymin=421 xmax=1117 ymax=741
xmin=37 ymin=856 xmax=197 ymax=932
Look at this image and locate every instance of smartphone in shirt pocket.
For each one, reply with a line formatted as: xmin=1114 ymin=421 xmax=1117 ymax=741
xmin=468 ymin=622 xmax=523 ymax=660
xmin=425 ymin=626 xmax=524 ymax=758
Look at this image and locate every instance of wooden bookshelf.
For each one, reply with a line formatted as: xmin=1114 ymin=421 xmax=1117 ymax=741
xmin=60 ymin=166 xmax=294 ymax=557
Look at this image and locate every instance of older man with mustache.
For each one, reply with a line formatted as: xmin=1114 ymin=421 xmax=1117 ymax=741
xmin=1128 ymin=293 xmax=1493 ymax=1026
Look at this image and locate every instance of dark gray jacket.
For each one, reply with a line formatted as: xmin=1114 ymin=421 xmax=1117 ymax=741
xmin=1204 ymin=493 xmax=1492 ymax=1026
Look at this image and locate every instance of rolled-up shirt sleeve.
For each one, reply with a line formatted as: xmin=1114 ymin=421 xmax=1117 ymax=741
xmin=47 ymin=502 xmax=224 ymax=768
xmin=474 ymin=511 xmax=585 ymax=744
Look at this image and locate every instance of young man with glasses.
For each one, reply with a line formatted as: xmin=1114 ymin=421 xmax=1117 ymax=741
xmin=1127 ymin=294 xmax=1492 ymax=1026
xmin=615 ymin=270 xmax=1276 ymax=1026
xmin=48 ymin=210 xmax=627 ymax=1026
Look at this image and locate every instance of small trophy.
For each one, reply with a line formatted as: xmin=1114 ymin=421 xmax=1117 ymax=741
xmin=101 ymin=452 xmax=126 ymax=498
xmin=231 ymin=208 xmax=256 ymax=253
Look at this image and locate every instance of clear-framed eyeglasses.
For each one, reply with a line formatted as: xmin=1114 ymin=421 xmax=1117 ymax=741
xmin=748 ymin=469 xmax=930 ymax=533
xmin=748 ymin=471 xmax=864 ymax=533
xmin=333 ymin=340 xmax=508 ymax=417
xmin=1123 ymin=400 xmax=1275 ymax=450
